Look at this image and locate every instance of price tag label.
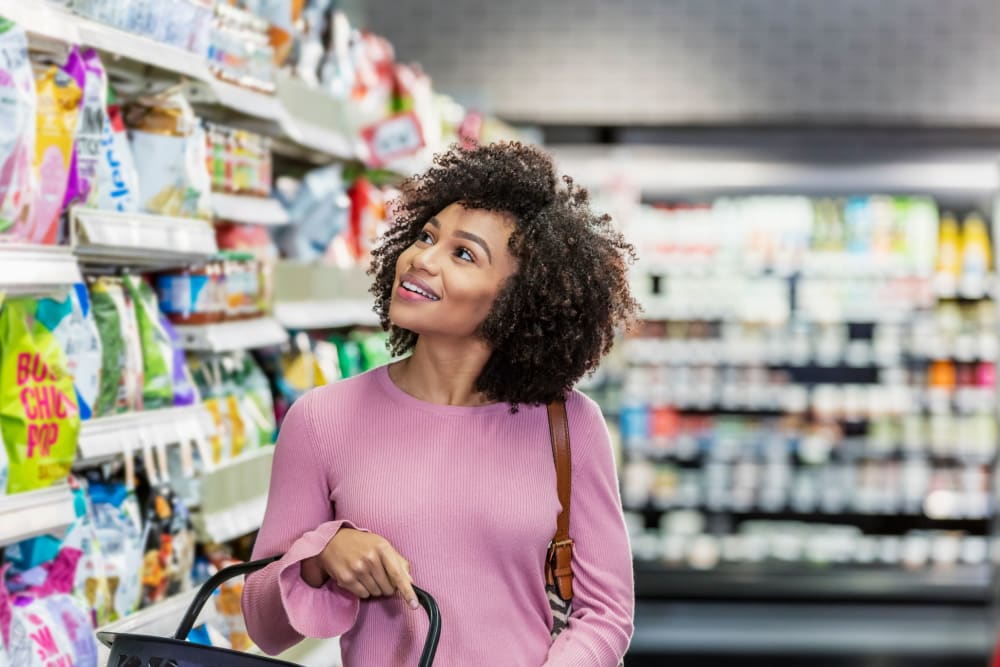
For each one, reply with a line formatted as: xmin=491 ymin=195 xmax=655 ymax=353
xmin=361 ymin=111 xmax=425 ymax=167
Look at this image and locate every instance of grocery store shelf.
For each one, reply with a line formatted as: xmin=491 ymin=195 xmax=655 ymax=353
xmin=211 ymin=193 xmax=290 ymax=226
xmin=173 ymin=317 xmax=289 ymax=352
xmin=274 ymin=299 xmax=379 ymax=330
xmin=192 ymin=447 xmax=274 ymax=543
xmin=0 ymin=245 xmax=83 ymax=294
xmin=0 ymin=1 xmax=358 ymax=163
xmin=0 ymin=483 xmax=76 ymax=548
xmin=70 ymin=207 xmax=218 ymax=270
xmin=195 ymin=493 xmax=269 ymax=544
xmin=633 ymin=561 xmax=991 ymax=604
xmin=630 ymin=600 xmax=992 ymax=657
xmin=77 ymin=406 xmax=216 ymax=466
xmin=96 ymin=586 xmax=220 ymax=648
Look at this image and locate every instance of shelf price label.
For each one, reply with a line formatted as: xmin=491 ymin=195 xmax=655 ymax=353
xmin=361 ymin=111 xmax=425 ymax=167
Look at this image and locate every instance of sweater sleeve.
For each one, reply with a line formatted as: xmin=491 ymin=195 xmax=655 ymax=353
xmin=241 ymin=392 xmax=363 ymax=656
xmin=543 ymin=396 xmax=634 ymax=666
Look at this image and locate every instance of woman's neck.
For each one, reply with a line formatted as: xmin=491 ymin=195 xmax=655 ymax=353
xmin=388 ymin=336 xmax=497 ymax=407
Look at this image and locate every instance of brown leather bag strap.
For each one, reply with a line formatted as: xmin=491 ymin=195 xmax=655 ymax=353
xmin=546 ymin=400 xmax=574 ymax=602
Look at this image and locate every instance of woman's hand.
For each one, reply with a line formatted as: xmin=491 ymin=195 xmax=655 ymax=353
xmin=301 ymin=528 xmax=419 ymax=609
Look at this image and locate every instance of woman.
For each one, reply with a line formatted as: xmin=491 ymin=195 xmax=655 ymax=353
xmin=242 ymin=142 xmax=638 ymax=666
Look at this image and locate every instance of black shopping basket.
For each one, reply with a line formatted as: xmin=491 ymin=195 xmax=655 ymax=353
xmin=98 ymin=555 xmax=442 ymax=667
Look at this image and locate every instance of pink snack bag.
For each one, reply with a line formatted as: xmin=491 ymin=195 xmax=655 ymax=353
xmin=0 ymin=20 xmax=37 ymax=241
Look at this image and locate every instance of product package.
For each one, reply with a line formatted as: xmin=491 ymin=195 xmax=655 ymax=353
xmin=97 ymin=102 xmax=141 ymax=212
xmin=89 ymin=277 xmax=144 ymax=413
xmin=160 ymin=315 xmax=199 ymax=407
xmin=0 ymin=298 xmax=81 ymax=493
xmin=88 ymin=481 xmax=144 ymax=620
xmin=36 ymin=285 xmax=103 ymax=421
xmin=32 ymin=62 xmax=82 ymax=244
xmin=139 ymin=484 xmax=194 ymax=608
xmin=124 ymin=275 xmax=175 ymax=410
xmin=63 ymin=48 xmax=107 ymax=209
xmin=127 ymin=90 xmax=211 ymax=219
xmin=0 ymin=21 xmax=37 ymax=242
xmin=238 ymin=352 xmax=276 ymax=446
xmin=274 ymin=164 xmax=350 ymax=261
xmin=2 ymin=549 xmax=98 ymax=667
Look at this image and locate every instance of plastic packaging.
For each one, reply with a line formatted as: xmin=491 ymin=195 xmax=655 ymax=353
xmin=36 ymin=285 xmax=103 ymax=421
xmin=0 ymin=298 xmax=81 ymax=493
xmin=64 ymin=49 xmax=107 ymax=209
xmin=127 ymin=90 xmax=211 ymax=219
xmin=124 ymin=275 xmax=175 ymax=410
xmin=32 ymin=63 xmax=82 ymax=244
xmin=160 ymin=315 xmax=199 ymax=407
xmin=97 ymin=103 xmax=141 ymax=212
xmin=0 ymin=21 xmax=37 ymax=242
xmin=89 ymin=481 xmax=144 ymax=620
xmin=88 ymin=277 xmax=143 ymax=413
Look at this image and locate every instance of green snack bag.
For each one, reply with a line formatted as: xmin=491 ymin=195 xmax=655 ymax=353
xmin=238 ymin=352 xmax=276 ymax=446
xmin=89 ymin=278 xmax=128 ymax=415
xmin=0 ymin=298 xmax=81 ymax=493
xmin=123 ymin=275 xmax=174 ymax=410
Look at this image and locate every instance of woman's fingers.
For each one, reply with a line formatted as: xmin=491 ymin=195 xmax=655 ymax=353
xmin=382 ymin=551 xmax=419 ymax=610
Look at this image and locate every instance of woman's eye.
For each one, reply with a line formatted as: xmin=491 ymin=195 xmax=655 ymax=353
xmin=417 ymin=230 xmax=433 ymax=244
xmin=456 ymin=247 xmax=474 ymax=262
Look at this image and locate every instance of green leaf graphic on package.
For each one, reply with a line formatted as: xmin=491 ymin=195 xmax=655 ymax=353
xmin=1 ymin=298 xmax=81 ymax=493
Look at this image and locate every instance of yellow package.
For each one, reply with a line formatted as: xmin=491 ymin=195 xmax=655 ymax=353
xmin=32 ymin=65 xmax=81 ymax=244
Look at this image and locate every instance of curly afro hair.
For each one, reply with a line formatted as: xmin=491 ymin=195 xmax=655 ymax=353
xmin=369 ymin=141 xmax=639 ymax=408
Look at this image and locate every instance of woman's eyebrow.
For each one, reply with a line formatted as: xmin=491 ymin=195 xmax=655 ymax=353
xmin=427 ymin=217 xmax=493 ymax=264
xmin=454 ymin=230 xmax=492 ymax=264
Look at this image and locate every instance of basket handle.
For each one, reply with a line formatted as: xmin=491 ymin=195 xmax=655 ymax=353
xmin=173 ymin=555 xmax=281 ymax=640
xmin=173 ymin=556 xmax=442 ymax=666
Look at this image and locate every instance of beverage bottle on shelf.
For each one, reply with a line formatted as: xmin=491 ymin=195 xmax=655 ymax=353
xmin=934 ymin=213 xmax=962 ymax=295
xmin=959 ymin=213 xmax=992 ymax=297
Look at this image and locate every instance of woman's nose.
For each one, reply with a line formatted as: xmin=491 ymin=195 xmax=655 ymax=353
xmin=411 ymin=246 xmax=440 ymax=274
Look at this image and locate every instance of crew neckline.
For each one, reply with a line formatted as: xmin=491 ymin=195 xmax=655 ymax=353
xmin=374 ymin=364 xmax=512 ymax=417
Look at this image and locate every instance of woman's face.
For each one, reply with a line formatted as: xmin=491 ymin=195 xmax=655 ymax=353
xmin=389 ymin=203 xmax=517 ymax=339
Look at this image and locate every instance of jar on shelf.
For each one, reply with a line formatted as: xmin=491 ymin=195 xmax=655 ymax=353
xmin=154 ymin=264 xmax=223 ymax=325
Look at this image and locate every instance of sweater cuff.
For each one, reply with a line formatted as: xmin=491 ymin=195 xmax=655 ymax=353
xmin=276 ymin=520 xmax=364 ymax=639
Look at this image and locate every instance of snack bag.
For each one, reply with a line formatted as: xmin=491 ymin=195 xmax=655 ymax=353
xmin=97 ymin=103 xmax=141 ymax=212
xmin=89 ymin=482 xmax=143 ymax=620
xmin=239 ymin=352 xmax=275 ymax=446
xmin=161 ymin=315 xmax=199 ymax=407
xmin=0 ymin=21 xmax=37 ymax=241
xmin=140 ymin=486 xmax=176 ymax=607
xmin=189 ymin=355 xmax=232 ymax=463
xmin=89 ymin=278 xmax=143 ymax=413
xmin=5 ymin=549 xmax=97 ymax=667
xmin=63 ymin=48 xmax=107 ymax=209
xmin=61 ymin=482 xmax=113 ymax=627
xmin=127 ymin=90 xmax=211 ymax=219
xmin=32 ymin=63 xmax=81 ymax=244
xmin=123 ymin=275 xmax=174 ymax=409
xmin=0 ymin=298 xmax=80 ymax=493
xmin=36 ymin=285 xmax=102 ymax=421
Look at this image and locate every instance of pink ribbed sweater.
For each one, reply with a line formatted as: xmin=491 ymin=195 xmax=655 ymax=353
xmin=241 ymin=365 xmax=633 ymax=666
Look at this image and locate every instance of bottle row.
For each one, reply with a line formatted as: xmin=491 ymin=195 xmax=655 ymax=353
xmin=621 ymin=458 xmax=992 ymax=519
xmin=627 ymin=515 xmax=992 ymax=572
xmin=620 ymin=409 xmax=999 ymax=465
xmin=628 ymin=197 xmax=990 ymax=285
xmin=620 ymin=369 xmax=998 ymax=420
xmin=630 ymin=301 xmax=1000 ymax=367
